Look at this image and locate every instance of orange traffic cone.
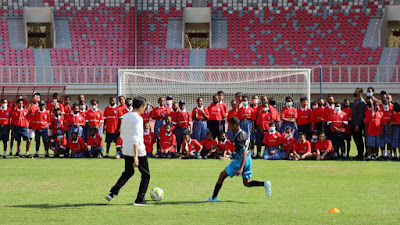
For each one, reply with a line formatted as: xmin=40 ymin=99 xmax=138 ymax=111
xmin=328 ymin=208 xmax=340 ymax=213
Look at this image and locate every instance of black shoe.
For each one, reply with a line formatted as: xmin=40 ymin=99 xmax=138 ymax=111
xmin=54 ymin=155 xmax=59 ymax=158
xmin=2 ymin=156 xmax=6 ymax=159
xmin=134 ymin=200 xmax=150 ymax=206
xmin=45 ymin=154 xmax=49 ymax=158
xmin=26 ymin=154 xmax=32 ymax=158
xmin=33 ymin=154 xmax=39 ymax=158
xmin=18 ymin=154 xmax=22 ymax=158
xmin=104 ymin=155 xmax=109 ymax=158
xmin=14 ymin=152 xmax=19 ymax=156
xmin=8 ymin=152 xmax=12 ymax=156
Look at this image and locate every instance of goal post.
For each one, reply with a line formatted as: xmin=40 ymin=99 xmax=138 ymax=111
xmin=117 ymin=69 xmax=311 ymax=111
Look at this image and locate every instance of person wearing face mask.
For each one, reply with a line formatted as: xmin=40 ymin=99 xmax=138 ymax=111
xmin=50 ymin=130 xmax=68 ymax=158
xmin=174 ymin=100 xmax=192 ymax=153
xmin=32 ymin=101 xmax=51 ymax=158
xmin=47 ymin=93 xmax=65 ymax=116
xmin=309 ymin=130 xmax=319 ymax=151
xmin=323 ymin=95 xmax=335 ymax=139
xmin=280 ymin=127 xmax=295 ymax=160
xmin=351 ymin=88 xmax=366 ymax=159
xmin=0 ymin=98 xmax=12 ymax=158
xmin=67 ymin=103 xmax=86 ymax=143
xmin=150 ymin=97 xmax=172 ymax=151
xmin=49 ymin=107 xmax=64 ymax=140
xmin=311 ymin=98 xmax=326 ymax=133
xmin=297 ymin=97 xmax=312 ymax=140
xmin=365 ymin=101 xmax=384 ymax=161
xmin=176 ymin=132 xmax=203 ymax=159
xmin=379 ymin=99 xmax=394 ymax=160
xmin=85 ymin=99 xmax=104 ymax=139
xmin=235 ymin=92 xmax=243 ymax=108
xmin=262 ymin=122 xmax=284 ymax=160
xmin=206 ymin=132 xmax=233 ymax=159
xmin=86 ymin=127 xmax=104 ymax=158
xmin=143 ymin=122 xmax=156 ymax=158
xmin=104 ymin=96 xmax=120 ymax=158
xmin=226 ymin=100 xmax=239 ymax=142
xmin=255 ymin=101 xmax=274 ymax=159
xmin=249 ymin=95 xmax=260 ymax=158
xmin=342 ymin=99 xmax=353 ymax=158
xmin=165 ymin=95 xmax=173 ymax=108
xmin=280 ymin=96 xmax=298 ymax=140
xmin=290 ymin=133 xmax=312 ymax=160
xmin=217 ymin=91 xmax=228 ymax=134
xmin=27 ymin=92 xmax=40 ymax=144
xmin=11 ymin=99 xmax=30 ymax=158
xmin=237 ymin=96 xmax=254 ymax=143
xmin=366 ymin=87 xmax=378 ymax=102
xmin=207 ymin=94 xmax=225 ymax=140
xmin=191 ymin=97 xmax=210 ymax=141
xmin=326 ymin=102 xmax=348 ymax=159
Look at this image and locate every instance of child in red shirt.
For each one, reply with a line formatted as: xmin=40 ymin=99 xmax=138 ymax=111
xmin=280 ymin=127 xmax=295 ymax=159
xmin=32 ymin=101 xmax=51 ymax=158
xmin=115 ymin=136 xmax=123 ymax=159
xmin=280 ymin=96 xmax=298 ymax=140
xmin=176 ymin=133 xmax=203 ymax=159
xmin=11 ymin=99 xmax=31 ymax=157
xmin=50 ymin=130 xmax=69 ymax=158
xmin=262 ymin=122 xmax=283 ymax=160
xmin=379 ymin=99 xmax=394 ymax=159
xmin=159 ymin=115 xmax=175 ymax=136
xmin=365 ymin=102 xmax=383 ymax=160
xmin=68 ymin=131 xmax=86 ymax=158
xmin=191 ymin=97 xmax=210 ymax=142
xmin=226 ymin=100 xmax=238 ymax=142
xmin=326 ymin=102 xmax=348 ymax=158
xmin=156 ymin=124 xmax=176 ymax=159
xmin=173 ymin=100 xmax=192 ymax=153
xmin=206 ymin=132 xmax=233 ymax=159
xmin=297 ymin=97 xmax=312 ymax=140
xmin=314 ymin=131 xmax=334 ymax=160
xmin=86 ymin=127 xmax=104 ymax=158
xmin=309 ymin=130 xmax=319 ymax=151
xmin=85 ymin=99 xmax=104 ymax=138
xmin=143 ymin=122 xmax=156 ymax=158
xmin=290 ymin=133 xmax=312 ymax=160
xmin=255 ymin=100 xmax=274 ymax=158
xmin=200 ymin=132 xmax=218 ymax=158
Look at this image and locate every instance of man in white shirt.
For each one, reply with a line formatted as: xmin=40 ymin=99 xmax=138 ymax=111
xmin=105 ymin=97 xmax=151 ymax=206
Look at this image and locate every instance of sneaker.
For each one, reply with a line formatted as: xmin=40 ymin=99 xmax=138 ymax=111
xmin=134 ymin=200 xmax=150 ymax=206
xmin=2 ymin=155 xmax=6 ymax=159
xmin=26 ymin=154 xmax=32 ymax=158
xmin=14 ymin=152 xmax=19 ymax=156
xmin=104 ymin=154 xmax=109 ymax=158
xmin=264 ymin=181 xmax=272 ymax=197
xmin=205 ymin=197 xmax=219 ymax=202
xmin=105 ymin=193 xmax=114 ymax=202
xmin=45 ymin=154 xmax=49 ymax=158
xmin=8 ymin=152 xmax=12 ymax=156
xmin=18 ymin=154 xmax=22 ymax=158
xmin=196 ymin=155 xmax=202 ymax=159
xmin=33 ymin=154 xmax=39 ymax=158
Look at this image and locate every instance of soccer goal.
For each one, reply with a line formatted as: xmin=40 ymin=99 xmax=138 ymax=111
xmin=117 ymin=69 xmax=311 ymax=111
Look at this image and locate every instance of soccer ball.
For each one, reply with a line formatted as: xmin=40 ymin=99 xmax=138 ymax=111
xmin=150 ymin=187 xmax=164 ymax=201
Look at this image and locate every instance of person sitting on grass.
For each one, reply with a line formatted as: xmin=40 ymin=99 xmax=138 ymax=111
xmin=290 ymin=132 xmax=312 ymax=160
xmin=280 ymin=127 xmax=295 ymax=160
xmin=206 ymin=132 xmax=234 ymax=159
xmin=200 ymin=132 xmax=218 ymax=158
xmin=176 ymin=132 xmax=203 ymax=159
xmin=262 ymin=122 xmax=283 ymax=160
xmin=50 ymin=130 xmax=69 ymax=158
xmin=68 ymin=131 xmax=86 ymax=158
xmin=314 ymin=131 xmax=334 ymax=160
xmin=155 ymin=124 xmax=176 ymax=159
xmin=143 ymin=122 xmax=156 ymax=158
xmin=86 ymin=127 xmax=104 ymax=158
xmin=115 ymin=136 xmax=123 ymax=159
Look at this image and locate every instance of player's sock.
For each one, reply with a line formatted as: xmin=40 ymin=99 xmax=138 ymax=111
xmin=341 ymin=153 xmax=345 ymax=158
xmin=3 ymin=150 xmax=6 ymax=157
xmin=249 ymin=181 xmax=264 ymax=187
xmin=250 ymin=149 xmax=254 ymax=156
xmin=25 ymin=151 xmax=29 ymax=156
xmin=395 ymin=152 xmax=398 ymax=158
xmin=387 ymin=150 xmax=390 ymax=157
xmin=334 ymin=153 xmax=338 ymax=158
xmin=367 ymin=156 xmax=372 ymax=160
xmin=36 ymin=150 xmax=39 ymax=155
xmin=212 ymin=183 xmax=222 ymax=199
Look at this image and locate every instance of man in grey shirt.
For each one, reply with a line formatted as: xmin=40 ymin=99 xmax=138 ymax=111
xmin=352 ymin=88 xmax=366 ymax=159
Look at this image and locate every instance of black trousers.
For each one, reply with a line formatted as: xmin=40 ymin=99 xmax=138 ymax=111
xmin=110 ymin=156 xmax=150 ymax=202
xmin=352 ymin=125 xmax=365 ymax=157
xmin=208 ymin=120 xmax=223 ymax=139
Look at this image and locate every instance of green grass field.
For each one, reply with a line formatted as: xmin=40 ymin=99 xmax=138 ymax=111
xmin=1 ymin=142 xmax=400 ymax=225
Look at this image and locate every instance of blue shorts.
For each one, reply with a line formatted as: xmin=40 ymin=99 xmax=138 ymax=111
xmin=74 ymin=152 xmax=84 ymax=158
xmin=54 ymin=147 xmax=68 ymax=154
xmin=240 ymin=120 xmax=253 ymax=140
xmin=366 ymin=135 xmax=380 ymax=147
xmin=225 ymin=155 xmax=253 ymax=179
xmin=35 ymin=128 xmax=49 ymax=142
xmin=392 ymin=126 xmax=400 ymax=148
xmin=379 ymin=124 xmax=392 ymax=147
xmin=15 ymin=127 xmax=29 ymax=142
xmin=88 ymin=146 xmax=104 ymax=156
xmin=154 ymin=120 xmax=164 ymax=139
xmin=263 ymin=147 xmax=286 ymax=160
xmin=331 ymin=132 xmax=345 ymax=147
xmin=156 ymin=151 xmax=175 ymax=158
xmin=105 ymin=132 xmax=119 ymax=144
xmin=0 ymin=125 xmax=10 ymax=141
xmin=146 ymin=152 xmax=153 ymax=158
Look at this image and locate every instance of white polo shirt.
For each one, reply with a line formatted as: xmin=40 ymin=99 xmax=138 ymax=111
xmin=120 ymin=111 xmax=146 ymax=157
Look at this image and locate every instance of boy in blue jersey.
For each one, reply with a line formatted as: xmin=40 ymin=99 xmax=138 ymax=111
xmin=205 ymin=117 xmax=272 ymax=202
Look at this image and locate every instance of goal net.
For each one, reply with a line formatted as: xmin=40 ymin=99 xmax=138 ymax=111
xmin=117 ymin=69 xmax=311 ymax=111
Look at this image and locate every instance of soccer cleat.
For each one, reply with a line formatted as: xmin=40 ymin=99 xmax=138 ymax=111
xmin=105 ymin=193 xmax=113 ymax=202
xmin=134 ymin=200 xmax=150 ymax=206
xmin=264 ymin=181 xmax=272 ymax=197
xmin=205 ymin=197 xmax=219 ymax=202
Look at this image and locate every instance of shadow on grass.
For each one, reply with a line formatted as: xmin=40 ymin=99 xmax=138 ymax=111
xmin=148 ymin=200 xmax=248 ymax=205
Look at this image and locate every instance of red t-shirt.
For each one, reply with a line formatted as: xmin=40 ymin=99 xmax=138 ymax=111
xmin=11 ymin=108 xmax=29 ymax=128
xmin=68 ymin=137 xmax=86 ymax=153
xmin=394 ymin=112 xmax=400 ymax=125
xmin=280 ymin=107 xmax=298 ymax=120
xmin=217 ymin=139 xmax=234 ymax=152
xmin=144 ymin=131 xmax=156 ymax=153
xmin=227 ymin=109 xmax=238 ymax=122
xmin=316 ymin=140 xmax=333 ymax=152
xmin=256 ymin=111 xmax=274 ymax=131
xmin=159 ymin=124 xmax=175 ymax=136
xmin=28 ymin=104 xmax=39 ymax=126
xmin=104 ymin=105 xmax=120 ymax=133
xmin=323 ymin=106 xmax=335 ymax=120
xmin=50 ymin=115 xmax=65 ymax=134
xmin=326 ymin=111 xmax=348 ymax=133
xmin=116 ymin=137 xmax=123 ymax=149
xmin=67 ymin=113 xmax=86 ymax=130
xmin=381 ymin=108 xmax=394 ymax=125
xmin=141 ymin=109 xmax=152 ymax=123
xmin=151 ymin=106 xmax=171 ymax=120
xmin=0 ymin=107 xmax=12 ymax=125
xmin=297 ymin=107 xmax=312 ymax=125
xmin=237 ymin=107 xmax=254 ymax=120
xmin=342 ymin=107 xmax=353 ymax=135
xmin=280 ymin=134 xmax=295 ymax=152
xmin=63 ymin=103 xmax=72 ymax=116
xmin=191 ymin=107 xmax=210 ymax=121
xmin=87 ymin=134 xmax=103 ymax=147
xmin=309 ymin=139 xmax=318 ymax=150
xmin=293 ymin=140 xmax=311 ymax=154
xmin=270 ymin=106 xmax=280 ymax=122
xmin=32 ymin=110 xmax=50 ymax=130
xmin=200 ymin=139 xmax=218 ymax=150
xmin=219 ymin=102 xmax=228 ymax=118
xmin=181 ymin=139 xmax=202 ymax=153
xmin=174 ymin=110 xmax=192 ymax=128
xmin=207 ymin=103 xmax=224 ymax=121
xmin=52 ymin=136 xmax=68 ymax=149
xmin=85 ymin=109 xmax=104 ymax=127
xmin=312 ymin=107 xmax=325 ymax=123
xmin=262 ymin=131 xmax=282 ymax=147
xmin=159 ymin=133 xmax=177 ymax=152
xmin=365 ymin=111 xmax=383 ymax=136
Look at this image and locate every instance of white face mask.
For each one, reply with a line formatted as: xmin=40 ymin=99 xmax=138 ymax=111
xmin=144 ymin=129 xmax=149 ymax=133
xmin=312 ymin=105 xmax=317 ymax=110
xmin=334 ymin=107 xmax=341 ymax=113
xmin=166 ymin=100 xmax=172 ymax=105
xmin=253 ymin=99 xmax=259 ymax=105
xmin=53 ymin=99 xmax=57 ymax=103
xmin=2 ymin=103 xmax=7 ymax=109
xmin=80 ymin=105 xmax=85 ymax=110
xmin=285 ymin=133 xmax=291 ymax=138
xmin=242 ymin=101 xmax=248 ymax=107
xmin=286 ymin=102 xmax=293 ymax=107
xmin=269 ymin=126 xmax=276 ymax=132
xmin=312 ymin=135 xmax=318 ymax=140
xmin=383 ymin=104 xmax=389 ymax=110
xmin=366 ymin=92 xmax=373 ymax=97
xmin=263 ymin=107 xmax=269 ymax=112
xmin=92 ymin=105 xmax=97 ymax=110
xmin=57 ymin=135 xmax=63 ymax=140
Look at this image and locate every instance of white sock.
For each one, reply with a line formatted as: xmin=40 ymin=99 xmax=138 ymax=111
xmin=375 ymin=155 xmax=379 ymax=159
xmin=3 ymin=150 xmax=6 ymax=156
xmin=381 ymin=150 xmax=386 ymax=157
xmin=250 ymin=149 xmax=254 ymax=156
xmin=387 ymin=150 xmax=391 ymax=156
xmin=45 ymin=150 xmax=48 ymax=155
xmin=106 ymin=153 xmax=109 ymax=156
xmin=341 ymin=153 xmax=346 ymax=158
xmin=36 ymin=150 xmax=39 ymax=155
xmin=395 ymin=152 xmax=398 ymax=158
xmin=334 ymin=153 xmax=338 ymax=157
xmin=367 ymin=156 xmax=372 ymax=160
xmin=25 ymin=151 xmax=29 ymax=156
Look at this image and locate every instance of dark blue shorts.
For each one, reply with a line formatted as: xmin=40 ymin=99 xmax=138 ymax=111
xmin=0 ymin=125 xmax=10 ymax=141
xmin=54 ymin=147 xmax=68 ymax=154
xmin=156 ymin=151 xmax=175 ymax=158
xmin=15 ymin=127 xmax=29 ymax=142
xmin=105 ymin=132 xmax=119 ymax=144
xmin=331 ymin=132 xmax=345 ymax=147
xmin=35 ymin=128 xmax=49 ymax=142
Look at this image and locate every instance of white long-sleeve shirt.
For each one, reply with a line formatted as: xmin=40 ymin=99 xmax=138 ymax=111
xmin=120 ymin=111 xmax=146 ymax=157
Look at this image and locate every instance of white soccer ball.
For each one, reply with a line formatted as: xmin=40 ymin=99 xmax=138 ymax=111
xmin=150 ymin=187 xmax=164 ymax=201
